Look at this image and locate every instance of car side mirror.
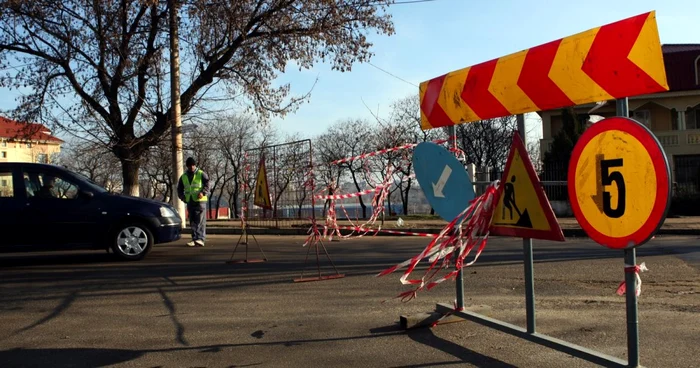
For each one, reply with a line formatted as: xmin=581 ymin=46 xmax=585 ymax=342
xmin=81 ymin=190 xmax=94 ymax=199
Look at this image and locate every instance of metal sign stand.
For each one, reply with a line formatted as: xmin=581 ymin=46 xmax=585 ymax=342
xmin=226 ymin=222 xmax=267 ymax=264
xmin=436 ymin=111 xmax=640 ymax=367
xmin=617 ymin=97 xmax=640 ymax=367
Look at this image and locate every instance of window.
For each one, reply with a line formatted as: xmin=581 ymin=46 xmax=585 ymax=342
xmin=671 ymin=109 xmax=680 ymax=131
xmin=632 ymin=110 xmax=651 ymax=128
xmin=23 ymin=171 xmax=79 ymax=199
xmin=36 ymin=153 xmax=48 ymax=164
xmin=686 ymin=106 xmax=700 ymax=130
xmin=674 ymin=154 xmax=700 ymax=195
xmin=1 ymin=151 xmax=6 ymax=158
xmin=26 ymin=143 xmax=32 ymax=148
xmin=696 ymin=55 xmax=700 ymax=85
xmin=0 ymin=172 xmax=13 ymax=198
xmin=1 ymin=141 xmax=6 ymax=147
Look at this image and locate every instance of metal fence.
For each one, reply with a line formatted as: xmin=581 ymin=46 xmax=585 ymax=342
xmin=473 ymin=161 xmax=571 ymax=202
xmin=673 ymin=155 xmax=700 ymax=197
xmin=242 ymin=139 xmax=316 ymax=228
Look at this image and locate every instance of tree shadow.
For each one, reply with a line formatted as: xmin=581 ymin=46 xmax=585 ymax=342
xmin=10 ymin=290 xmax=78 ymax=336
xmin=158 ymin=287 xmax=188 ymax=346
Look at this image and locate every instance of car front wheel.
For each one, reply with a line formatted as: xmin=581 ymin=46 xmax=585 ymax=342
xmin=112 ymin=223 xmax=153 ymax=261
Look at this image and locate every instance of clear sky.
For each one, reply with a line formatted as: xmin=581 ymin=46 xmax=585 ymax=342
xmin=1 ymin=0 xmax=698 ymax=144
xmin=269 ymin=0 xmax=700 ymax=141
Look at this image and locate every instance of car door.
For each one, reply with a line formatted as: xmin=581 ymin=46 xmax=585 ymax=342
xmin=0 ymin=166 xmax=24 ymax=247
xmin=22 ymin=167 xmax=101 ymax=247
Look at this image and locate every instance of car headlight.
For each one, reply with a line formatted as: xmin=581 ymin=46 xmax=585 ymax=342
xmin=160 ymin=206 xmax=176 ymax=217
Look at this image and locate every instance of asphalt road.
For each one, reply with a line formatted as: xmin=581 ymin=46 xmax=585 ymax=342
xmin=0 ymin=235 xmax=698 ymax=368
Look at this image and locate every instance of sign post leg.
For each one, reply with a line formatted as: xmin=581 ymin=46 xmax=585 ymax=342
xmin=624 ymin=248 xmax=640 ymax=367
xmin=616 ymin=96 xmax=640 ymax=367
xmin=516 ymin=113 xmax=537 ymax=333
xmin=523 ymin=238 xmax=536 ymax=333
xmin=448 ymin=125 xmax=466 ymax=309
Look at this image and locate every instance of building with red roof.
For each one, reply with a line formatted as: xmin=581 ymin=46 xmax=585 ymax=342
xmin=0 ymin=116 xmax=64 ymax=163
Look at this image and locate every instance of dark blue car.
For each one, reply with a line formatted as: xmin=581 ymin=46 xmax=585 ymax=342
xmin=0 ymin=162 xmax=182 ymax=260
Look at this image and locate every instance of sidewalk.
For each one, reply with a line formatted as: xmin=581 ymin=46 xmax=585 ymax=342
xmin=185 ymin=216 xmax=700 ymax=237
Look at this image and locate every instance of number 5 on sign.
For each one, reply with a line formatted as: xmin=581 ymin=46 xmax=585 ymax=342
xmin=599 ymin=157 xmax=626 ymax=218
xmin=568 ymin=117 xmax=671 ymax=249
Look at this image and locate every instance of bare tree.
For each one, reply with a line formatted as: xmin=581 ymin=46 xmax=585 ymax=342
xmin=527 ymin=139 xmax=542 ymax=172
xmin=141 ymin=139 xmax=173 ymax=201
xmin=269 ymin=133 xmax=306 ymax=218
xmin=322 ymin=119 xmax=373 ymax=218
xmin=58 ymin=141 xmax=122 ymax=193
xmin=455 ymin=116 xmax=518 ymax=173
xmin=202 ymin=114 xmax=261 ymax=219
xmin=389 ymin=95 xmax=449 ymax=215
xmin=365 ymin=119 xmax=410 ymax=216
xmin=314 ymin=131 xmax=347 ymax=217
xmin=0 ymin=1 xmax=395 ymax=195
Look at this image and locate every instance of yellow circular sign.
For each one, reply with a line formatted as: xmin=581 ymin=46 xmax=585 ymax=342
xmin=573 ymin=129 xmax=656 ymax=238
xmin=568 ymin=117 xmax=671 ymax=249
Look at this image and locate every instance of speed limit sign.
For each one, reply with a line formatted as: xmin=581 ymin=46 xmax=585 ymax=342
xmin=568 ymin=117 xmax=671 ymax=249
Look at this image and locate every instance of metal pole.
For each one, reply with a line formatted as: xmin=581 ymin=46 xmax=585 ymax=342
xmin=447 ymin=125 xmax=465 ymax=309
xmin=169 ymin=0 xmax=186 ymax=228
xmin=273 ymin=146 xmax=278 ymax=228
xmin=517 ymin=114 xmax=536 ymax=334
xmin=309 ymin=140 xmax=315 ymax=224
xmin=617 ymin=97 xmax=639 ymax=367
xmin=624 ymin=247 xmax=639 ymax=367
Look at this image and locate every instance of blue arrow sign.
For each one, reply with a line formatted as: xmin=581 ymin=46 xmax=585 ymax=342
xmin=413 ymin=142 xmax=475 ymax=222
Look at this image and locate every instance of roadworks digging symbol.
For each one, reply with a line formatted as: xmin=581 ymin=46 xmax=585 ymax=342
xmin=490 ymin=133 xmax=564 ymax=241
xmin=254 ymin=156 xmax=272 ymax=209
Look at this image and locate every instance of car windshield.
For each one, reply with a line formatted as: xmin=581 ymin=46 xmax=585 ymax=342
xmin=72 ymin=172 xmax=109 ymax=193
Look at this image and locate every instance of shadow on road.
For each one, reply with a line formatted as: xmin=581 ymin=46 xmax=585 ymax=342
xmin=9 ymin=291 xmax=78 ymax=337
xmin=402 ymin=328 xmax=517 ymax=368
xmin=0 ymin=348 xmax=143 ymax=368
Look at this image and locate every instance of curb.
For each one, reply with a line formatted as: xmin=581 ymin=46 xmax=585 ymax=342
xmin=184 ymin=227 xmax=700 ymax=237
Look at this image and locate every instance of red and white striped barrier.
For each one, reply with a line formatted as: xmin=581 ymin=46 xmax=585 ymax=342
xmin=314 ymin=185 xmax=385 ymax=200
xmin=377 ymin=180 xmax=501 ymax=302
xmin=333 ymin=225 xmax=438 ymax=238
xmin=330 ymin=137 xmax=454 ymax=165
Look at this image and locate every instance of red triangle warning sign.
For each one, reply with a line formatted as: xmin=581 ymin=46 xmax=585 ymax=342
xmin=254 ymin=156 xmax=272 ymax=209
xmin=489 ymin=133 xmax=564 ymax=242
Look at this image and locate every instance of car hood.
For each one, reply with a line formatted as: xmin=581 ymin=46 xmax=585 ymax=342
xmin=100 ymin=193 xmax=169 ymax=214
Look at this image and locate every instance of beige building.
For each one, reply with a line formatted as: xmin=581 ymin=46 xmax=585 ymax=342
xmin=538 ymin=44 xmax=700 ymax=194
xmin=0 ymin=116 xmax=63 ymax=164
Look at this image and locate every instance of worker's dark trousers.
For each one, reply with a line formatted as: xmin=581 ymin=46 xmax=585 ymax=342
xmin=188 ymin=202 xmax=206 ymax=241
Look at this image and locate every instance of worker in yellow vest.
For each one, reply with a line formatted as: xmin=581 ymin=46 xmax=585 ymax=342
xmin=177 ymin=157 xmax=210 ymax=247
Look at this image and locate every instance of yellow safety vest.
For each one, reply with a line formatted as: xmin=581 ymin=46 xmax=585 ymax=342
xmin=181 ymin=169 xmax=207 ymax=203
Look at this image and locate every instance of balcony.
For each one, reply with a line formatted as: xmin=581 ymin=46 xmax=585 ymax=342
xmin=654 ymin=130 xmax=700 ymax=147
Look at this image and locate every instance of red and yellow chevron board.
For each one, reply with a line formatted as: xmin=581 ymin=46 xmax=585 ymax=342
xmin=419 ymin=11 xmax=669 ymax=130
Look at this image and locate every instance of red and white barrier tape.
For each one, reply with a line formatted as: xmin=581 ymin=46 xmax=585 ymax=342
xmin=333 ymin=225 xmax=438 ymax=238
xmin=314 ymin=185 xmax=385 ymax=200
xmin=377 ymin=180 xmax=501 ymax=302
xmin=330 ymin=137 xmax=453 ymax=165
xmin=616 ymin=262 xmax=648 ymax=297
xmin=323 ymin=165 xmax=394 ymax=240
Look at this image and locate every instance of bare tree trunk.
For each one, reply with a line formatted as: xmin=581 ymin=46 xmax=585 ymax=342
xmin=350 ymin=171 xmax=367 ymax=218
xmin=216 ymin=182 xmax=226 ymax=219
xmin=402 ymin=178 xmax=411 ymax=215
xmin=120 ymin=159 xmax=141 ymax=196
xmin=387 ymin=193 xmax=392 ymax=216
xmin=232 ymin=184 xmax=240 ymax=219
